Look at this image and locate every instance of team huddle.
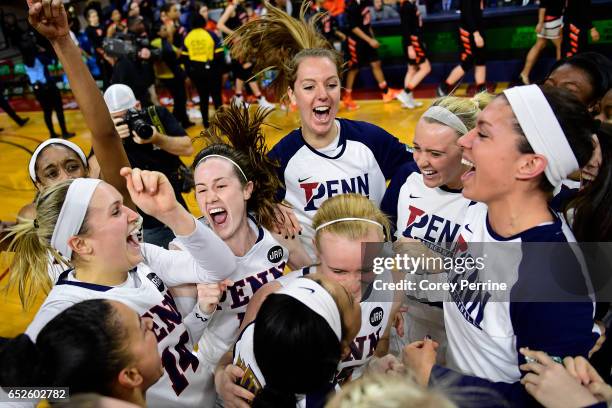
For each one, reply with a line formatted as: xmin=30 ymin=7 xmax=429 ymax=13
xmin=1 ymin=0 xmax=611 ymax=407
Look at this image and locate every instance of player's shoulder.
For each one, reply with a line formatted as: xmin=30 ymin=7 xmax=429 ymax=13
xmin=269 ymin=128 xmax=307 ymax=161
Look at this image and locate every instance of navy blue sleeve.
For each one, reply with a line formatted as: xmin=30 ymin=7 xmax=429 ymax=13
xmin=156 ymin=106 xmax=187 ymax=136
xmin=343 ymin=119 xmax=413 ymax=180
xmin=380 ymin=161 xmax=420 ymax=234
xmin=430 ymin=365 xmax=535 ymax=407
xmin=267 ymin=130 xmax=305 ymax=201
xmin=510 ymin=243 xmax=597 ymax=366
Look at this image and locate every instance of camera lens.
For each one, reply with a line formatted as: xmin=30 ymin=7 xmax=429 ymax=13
xmin=134 ymin=120 xmax=154 ymax=139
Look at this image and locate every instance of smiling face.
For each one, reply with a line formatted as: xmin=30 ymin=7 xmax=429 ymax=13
xmin=413 ymin=119 xmax=466 ymax=190
xmin=457 ymin=97 xmax=543 ymax=204
xmin=194 ymin=157 xmax=252 ymax=242
xmin=35 ymin=145 xmax=88 ymax=190
xmin=72 ymin=183 xmax=142 ymax=269
xmin=288 ymin=56 xmax=341 ymax=141
xmin=315 ymin=226 xmax=384 ymax=303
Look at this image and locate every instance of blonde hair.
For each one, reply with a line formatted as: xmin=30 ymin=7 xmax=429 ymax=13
xmin=424 ymin=92 xmax=494 ymax=136
xmin=325 ymin=373 xmax=457 ymax=408
xmin=2 ymin=180 xmax=83 ymax=309
xmin=228 ymin=2 xmax=343 ymax=100
xmin=312 ymin=194 xmax=390 ymax=250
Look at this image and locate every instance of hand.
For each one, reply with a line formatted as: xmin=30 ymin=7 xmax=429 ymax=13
xmin=368 ymin=354 xmax=405 ymax=375
xmin=402 ymin=338 xmax=438 ymax=386
xmin=591 ymin=27 xmax=600 ymax=42
xmin=562 ymin=355 xmax=607 ymax=389
xmin=138 ymin=47 xmax=152 ymax=60
xmin=132 ymin=127 xmax=160 ymax=145
xmin=197 ymin=279 xmax=233 ymax=315
xmin=28 ymin=0 xmax=70 ymax=41
xmin=273 ymin=202 xmax=301 ymax=239
xmin=407 ymin=45 xmax=417 ymax=60
xmin=121 ymin=167 xmax=179 ymax=221
xmin=393 ymin=306 xmax=408 ymax=337
xmin=113 ymin=117 xmax=132 ymax=139
xmin=519 ymin=349 xmax=599 ymax=408
xmin=588 ymin=321 xmax=606 ymax=358
xmin=535 ymin=23 xmax=543 ymax=34
xmin=369 ymin=38 xmax=380 ymax=49
xmin=474 ymin=32 xmax=484 ymax=48
xmin=215 ymin=364 xmax=254 ymax=408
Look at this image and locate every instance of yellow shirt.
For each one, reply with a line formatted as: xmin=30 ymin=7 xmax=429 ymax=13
xmin=183 ymin=28 xmax=215 ymax=62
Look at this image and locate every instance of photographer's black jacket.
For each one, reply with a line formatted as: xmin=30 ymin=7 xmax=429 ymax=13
xmin=122 ymin=106 xmax=189 ymax=229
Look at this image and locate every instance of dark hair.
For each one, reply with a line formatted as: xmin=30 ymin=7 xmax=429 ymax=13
xmin=192 ymin=105 xmax=284 ymax=230
xmin=511 ymin=86 xmax=595 ymax=193
xmin=191 ymin=12 xmax=207 ymax=28
xmin=252 ymin=294 xmax=341 ymax=408
xmin=160 ymin=2 xmax=177 ymax=14
xmin=0 ymin=300 xmax=129 ymax=395
xmin=567 ymin=123 xmax=612 ymax=241
xmin=152 ymin=20 xmax=164 ymax=36
xmin=547 ymin=52 xmax=612 ymax=106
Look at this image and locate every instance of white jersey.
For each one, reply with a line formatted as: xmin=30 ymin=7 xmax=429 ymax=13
xmin=196 ymin=216 xmax=289 ymax=367
xmin=25 ymin=221 xmax=236 ymax=408
xmin=278 ymin=266 xmax=395 ymax=384
xmin=444 ymin=204 xmax=596 ymax=384
xmin=269 ymin=119 xmax=413 ymax=257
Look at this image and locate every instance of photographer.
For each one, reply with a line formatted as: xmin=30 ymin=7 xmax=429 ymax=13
xmin=104 ymin=16 xmax=156 ymax=106
xmin=103 ymin=83 xmax=194 ymax=248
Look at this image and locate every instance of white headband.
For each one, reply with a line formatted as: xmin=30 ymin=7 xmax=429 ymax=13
xmin=194 ymin=154 xmax=248 ymax=181
xmin=278 ymin=277 xmax=342 ymax=341
xmin=422 ymin=106 xmax=469 ymax=136
xmin=50 ymin=178 xmax=102 ymax=259
xmin=504 ymin=85 xmax=579 ymax=187
xmin=315 ymin=217 xmax=384 ymax=232
xmin=29 ymin=139 xmax=88 ymax=183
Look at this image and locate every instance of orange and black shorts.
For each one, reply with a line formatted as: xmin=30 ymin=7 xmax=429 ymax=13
xmin=403 ymin=34 xmax=428 ymax=65
xmin=458 ymin=27 xmax=486 ymax=70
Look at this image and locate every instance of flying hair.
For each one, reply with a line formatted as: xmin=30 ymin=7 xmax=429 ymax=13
xmin=193 ymin=104 xmax=284 ymax=230
xmin=227 ymin=2 xmax=343 ymax=101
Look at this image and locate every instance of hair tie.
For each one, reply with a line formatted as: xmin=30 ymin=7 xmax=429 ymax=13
xmin=33 ymin=219 xmax=39 ymax=229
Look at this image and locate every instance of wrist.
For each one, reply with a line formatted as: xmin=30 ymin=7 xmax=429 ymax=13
xmin=151 ymin=129 xmax=163 ymax=144
xmin=50 ymin=34 xmax=73 ymax=47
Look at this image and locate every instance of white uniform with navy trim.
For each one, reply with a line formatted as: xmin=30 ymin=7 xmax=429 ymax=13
xmin=269 ymin=119 xmax=413 ymax=257
xmin=381 ymin=162 xmax=475 ymax=359
xmin=277 ymin=266 xmax=395 ymax=383
xmin=443 ymin=204 xmax=596 ymax=388
xmin=196 ymin=217 xmax=288 ymax=366
xmin=24 ymin=222 xmax=236 ymax=408
xmin=171 ymin=216 xmax=288 ymax=406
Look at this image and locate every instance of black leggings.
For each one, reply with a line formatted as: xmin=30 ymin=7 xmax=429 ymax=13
xmin=188 ymin=61 xmax=222 ymax=128
xmin=32 ymin=82 xmax=68 ymax=137
xmin=161 ymin=77 xmax=189 ymax=126
xmin=0 ymin=88 xmax=23 ymax=125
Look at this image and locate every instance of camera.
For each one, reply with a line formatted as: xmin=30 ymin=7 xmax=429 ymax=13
xmin=103 ymin=34 xmax=161 ymax=60
xmin=124 ymin=108 xmax=154 ymax=139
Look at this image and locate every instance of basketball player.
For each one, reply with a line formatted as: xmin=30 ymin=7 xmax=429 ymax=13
xmin=397 ymin=0 xmax=431 ymax=109
xmin=518 ymin=0 xmax=565 ymax=85
xmin=215 ymin=194 xmax=404 ymax=407
xmin=562 ymin=0 xmax=600 ymax=59
xmin=217 ymin=0 xmax=275 ymax=109
xmin=5 ymin=165 xmax=236 ymax=407
xmin=21 ymin=0 xmax=134 ymax=219
xmin=380 ymin=93 xmax=492 ymax=359
xmin=343 ymin=0 xmax=401 ymax=109
xmin=228 ymin=276 xmax=361 ymax=407
xmin=0 ymin=299 xmax=163 ymax=406
xmin=437 ymin=0 xmax=487 ymax=96
xmin=228 ymin=5 xmax=413 ymax=257
xmin=429 ymin=85 xmax=602 ymax=405
xmin=169 ymin=105 xmax=312 ymax=406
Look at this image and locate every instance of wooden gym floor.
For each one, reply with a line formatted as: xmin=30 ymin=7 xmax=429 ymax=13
xmin=0 ymin=82 xmax=506 ymax=337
